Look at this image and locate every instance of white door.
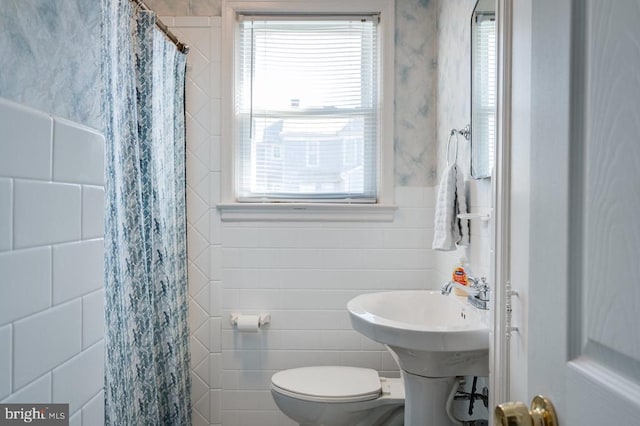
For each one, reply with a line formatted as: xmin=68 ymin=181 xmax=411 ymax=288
xmin=506 ymin=0 xmax=640 ymax=423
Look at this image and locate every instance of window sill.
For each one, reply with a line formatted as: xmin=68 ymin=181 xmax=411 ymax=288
xmin=217 ymin=202 xmax=398 ymax=222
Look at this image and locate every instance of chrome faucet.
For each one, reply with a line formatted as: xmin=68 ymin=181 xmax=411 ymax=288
xmin=441 ymin=277 xmax=490 ymax=310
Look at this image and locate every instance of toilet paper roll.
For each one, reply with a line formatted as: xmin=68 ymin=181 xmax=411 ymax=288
xmin=236 ymin=315 xmax=261 ymax=332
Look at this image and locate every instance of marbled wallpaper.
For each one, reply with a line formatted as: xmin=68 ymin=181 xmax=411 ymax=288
xmin=146 ymin=0 xmax=221 ymax=15
xmin=0 ymin=0 xmax=102 ymax=129
xmin=1 ymin=0 xmax=439 ymax=185
xmin=148 ymin=0 xmax=440 ymax=186
xmin=436 ymin=0 xmax=475 ymax=178
xmin=395 ymin=0 xmax=438 ymax=186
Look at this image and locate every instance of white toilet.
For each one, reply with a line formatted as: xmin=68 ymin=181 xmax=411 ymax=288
xmin=270 ymin=366 xmax=405 ymax=426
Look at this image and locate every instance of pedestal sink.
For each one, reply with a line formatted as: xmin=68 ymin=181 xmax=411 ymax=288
xmin=347 ymin=290 xmax=490 ymax=425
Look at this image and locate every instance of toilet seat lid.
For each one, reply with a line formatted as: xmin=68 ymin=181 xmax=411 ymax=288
xmin=271 ymin=366 xmax=381 ymax=403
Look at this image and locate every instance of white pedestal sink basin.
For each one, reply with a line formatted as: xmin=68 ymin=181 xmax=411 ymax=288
xmin=347 ymin=290 xmax=490 ymax=425
xmin=347 ymin=290 xmax=489 ymax=377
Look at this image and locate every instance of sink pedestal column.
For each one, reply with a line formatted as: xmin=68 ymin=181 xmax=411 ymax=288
xmin=402 ymin=371 xmax=456 ymax=426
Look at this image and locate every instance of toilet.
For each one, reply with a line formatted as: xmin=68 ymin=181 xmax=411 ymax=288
xmin=270 ymin=366 xmax=405 ymax=426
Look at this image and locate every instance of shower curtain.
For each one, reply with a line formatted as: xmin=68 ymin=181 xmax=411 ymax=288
xmin=101 ymin=1 xmax=191 ymax=424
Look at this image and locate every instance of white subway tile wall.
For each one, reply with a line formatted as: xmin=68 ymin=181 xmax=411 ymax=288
xmin=0 ymin=179 xmax=12 ymax=251
xmin=0 ymin=325 xmax=10 ymax=399
xmin=51 ymin=341 xmax=104 ymax=412
xmin=82 ymin=290 xmax=105 ymax=349
xmin=13 ymin=180 xmax=82 ymax=248
xmin=0 ymin=97 xmax=105 ymax=425
xmin=52 ymin=118 xmax=105 ymax=185
xmin=69 ymin=412 xmax=81 ymax=426
xmin=0 ymin=101 xmax=52 ymax=180
xmin=2 ymin=374 xmax=51 ymax=404
xmin=167 ymin=17 xmax=439 ymax=426
xmin=0 ymin=247 xmax=51 ymax=324
xmin=52 ymin=239 xmax=104 ymax=305
xmin=81 ymin=186 xmax=105 ymax=240
xmin=81 ymin=391 xmax=105 ymax=425
xmin=13 ymin=300 xmax=83 ymax=389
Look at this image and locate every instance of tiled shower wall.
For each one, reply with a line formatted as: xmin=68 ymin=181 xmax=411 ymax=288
xmin=169 ymin=15 xmax=440 ymax=426
xmin=165 ymin=16 xmax=222 ymax=426
xmin=0 ymin=98 xmax=105 ymax=426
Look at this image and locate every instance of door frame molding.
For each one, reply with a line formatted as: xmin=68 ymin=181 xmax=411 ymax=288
xmin=490 ymin=0 xmax=514 ymax=412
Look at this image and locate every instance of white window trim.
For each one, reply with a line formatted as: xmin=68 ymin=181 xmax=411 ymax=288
xmin=220 ymin=0 xmax=396 ymax=221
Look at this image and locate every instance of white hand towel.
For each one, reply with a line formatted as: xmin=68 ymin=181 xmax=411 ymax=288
xmin=455 ymin=165 xmax=470 ymax=247
xmin=432 ymin=164 xmax=458 ymax=251
xmin=432 ymin=163 xmax=470 ymax=251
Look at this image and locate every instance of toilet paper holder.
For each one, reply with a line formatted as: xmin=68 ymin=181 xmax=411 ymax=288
xmin=229 ymin=313 xmax=271 ymax=328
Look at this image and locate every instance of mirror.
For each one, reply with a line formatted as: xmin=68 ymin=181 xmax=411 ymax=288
xmin=470 ymin=0 xmax=496 ymax=179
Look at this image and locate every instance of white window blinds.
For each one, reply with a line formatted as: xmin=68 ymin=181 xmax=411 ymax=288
xmin=236 ymin=15 xmax=380 ymax=202
xmin=471 ymin=13 xmax=496 ymax=177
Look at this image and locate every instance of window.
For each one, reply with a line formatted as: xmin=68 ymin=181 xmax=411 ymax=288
xmin=305 ymin=141 xmax=319 ymax=168
xmin=237 ymin=15 xmax=377 ymax=201
xmin=343 ymin=136 xmax=358 ymax=167
xmin=221 ymin=0 xmax=395 ymax=220
xmin=271 ymin=145 xmax=281 ymax=160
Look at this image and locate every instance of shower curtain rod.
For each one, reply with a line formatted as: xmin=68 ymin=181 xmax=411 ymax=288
xmin=133 ymin=0 xmax=189 ymax=54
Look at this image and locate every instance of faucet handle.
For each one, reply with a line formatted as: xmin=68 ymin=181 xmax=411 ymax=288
xmin=468 ymin=276 xmax=484 ymax=288
xmin=474 ymin=278 xmax=490 ymax=301
xmin=470 ymin=277 xmax=490 ymax=292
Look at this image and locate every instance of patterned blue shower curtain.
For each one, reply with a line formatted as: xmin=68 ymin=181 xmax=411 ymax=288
xmin=101 ymin=1 xmax=191 ymax=424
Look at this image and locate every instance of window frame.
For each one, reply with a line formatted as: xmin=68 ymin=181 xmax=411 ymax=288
xmin=220 ymin=0 xmax=396 ymax=221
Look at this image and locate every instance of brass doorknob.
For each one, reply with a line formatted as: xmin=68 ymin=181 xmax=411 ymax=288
xmin=495 ymin=395 xmax=558 ymax=426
